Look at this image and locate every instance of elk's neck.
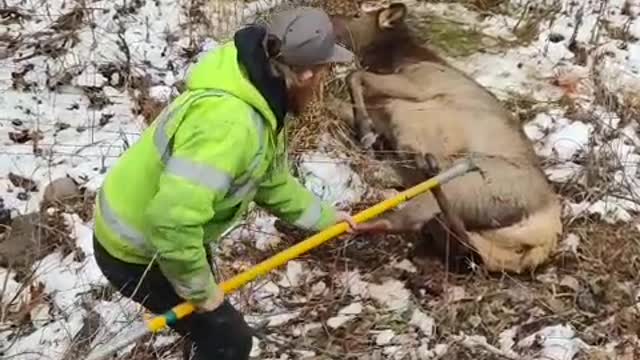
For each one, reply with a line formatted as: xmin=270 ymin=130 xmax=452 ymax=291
xmin=360 ymin=29 xmax=447 ymax=74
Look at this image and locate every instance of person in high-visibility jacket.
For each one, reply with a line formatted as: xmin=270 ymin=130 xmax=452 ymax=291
xmin=92 ymin=7 xmax=356 ymax=360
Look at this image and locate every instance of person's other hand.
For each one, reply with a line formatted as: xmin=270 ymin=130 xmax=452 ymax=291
xmin=195 ymin=287 xmax=225 ymax=313
xmin=335 ymin=211 xmax=358 ymax=233
xmin=352 ymin=219 xmax=392 ymax=234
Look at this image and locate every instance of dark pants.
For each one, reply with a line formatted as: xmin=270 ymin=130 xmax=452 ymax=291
xmin=92 ymin=235 xmax=253 ymax=360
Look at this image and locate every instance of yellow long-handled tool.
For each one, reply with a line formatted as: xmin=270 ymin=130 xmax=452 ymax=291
xmin=85 ymin=157 xmax=477 ymax=360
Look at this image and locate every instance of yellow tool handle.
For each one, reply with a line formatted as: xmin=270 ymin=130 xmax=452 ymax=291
xmin=145 ymin=157 xmax=476 ymax=332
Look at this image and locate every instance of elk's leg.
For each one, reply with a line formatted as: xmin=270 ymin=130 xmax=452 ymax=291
xmin=355 ymin=191 xmax=441 ymax=234
xmin=414 ymin=153 xmax=470 ymax=245
xmin=346 ymin=71 xmax=379 ymax=149
xmin=326 ymin=95 xmax=355 ymax=127
xmin=346 ymin=70 xmax=432 ymax=149
xmin=411 ymin=216 xmax=470 ymax=272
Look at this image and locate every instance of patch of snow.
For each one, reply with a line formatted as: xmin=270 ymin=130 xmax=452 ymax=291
xmin=410 ymin=309 xmax=435 ymax=338
xmin=298 ymin=152 xmax=366 ymax=207
xmin=92 ymin=299 xmax=142 ymax=339
xmin=254 ymin=281 xmax=280 ymax=304
xmin=524 ymin=112 xmax=558 ymax=142
xmin=30 ymin=303 xmax=51 ymax=326
xmin=455 ymin=334 xmax=520 ymax=359
xmin=536 ymin=268 xmax=559 ymax=284
xmin=293 ymin=350 xmax=316 ymax=358
xmin=561 ymin=233 xmax=581 ymax=254
xmin=375 ymin=329 xmax=396 ymax=346
xmin=540 ymin=121 xmax=593 ymax=161
xmin=445 ymin=286 xmax=466 ymax=303
xmin=310 ymin=281 xmax=327 ymax=296
xmin=568 ymin=197 xmax=635 ymax=224
xmin=341 ymin=271 xmax=371 ymax=298
xmin=267 ymin=311 xmax=301 ymax=327
xmin=392 ymin=259 xmax=418 ymax=273
xmin=368 ymin=280 xmax=411 ymax=312
xmin=339 ymin=271 xmax=411 ymax=312
xmin=196 ymin=39 xmax=220 ymax=60
xmin=339 ymin=302 xmax=363 ymax=316
xmin=250 ymin=337 xmax=262 ymax=358
xmin=462 ymin=47 xmax=567 ymax=102
xmin=518 ymin=324 xmax=589 ymax=360
xmin=499 ymin=326 xmax=519 ymax=354
xmin=148 ymin=85 xmax=174 ymax=103
xmin=545 ymin=163 xmax=583 ymax=184
xmin=278 ymin=260 xmax=305 ymax=288
xmin=225 ymin=212 xmax=282 ymax=251
xmin=560 ymin=275 xmax=581 ymax=292
xmin=3 ymin=309 xmax=86 ymax=359
xmin=327 ymin=314 xmax=353 ymax=329
xmin=417 ymin=342 xmax=450 ymax=359
xmin=73 ymin=66 xmax=108 ymax=88
xmin=152 ymin=333 xmax=180 ymax=348
xmin=67 ymin=214 xmax=108 ymax=282
xmin=241 ymin=0 xmax=288 ymax=25
xmin=292 ymin=322 xmax=322 ymax=337
xmin=0 ymin=268 xmax=27 ymax=312
xmin=384 ymin=344 xmax=411 ymax=360
xmin=33 ymin=254 xmax=86 ymax=312
xmin=327 ymin=302 xmax=363 ymax=329
xmin=29 ymin=214 xmax=108 ymax=313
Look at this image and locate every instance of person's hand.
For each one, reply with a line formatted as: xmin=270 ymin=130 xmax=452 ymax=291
xmin=194 ymin=287 xmax=225 ymax=313
xmin=335 ymin=211 xmax=358 ymax=233
xmin=353 ymin=219 xmax=392 ymax=234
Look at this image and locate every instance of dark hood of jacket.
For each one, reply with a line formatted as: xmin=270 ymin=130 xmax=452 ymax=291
xmin=234 ymin=25 xmax=288 ymax=132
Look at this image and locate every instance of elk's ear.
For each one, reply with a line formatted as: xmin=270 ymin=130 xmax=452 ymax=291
xmin=377 ymin=2 xmax=407 ymax=29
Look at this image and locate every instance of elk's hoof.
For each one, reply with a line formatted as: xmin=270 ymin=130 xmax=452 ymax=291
xmin=360 ymin=132 xmax=379 ymax=150
xmin=423 ymin=153 xmax=441 ymax=177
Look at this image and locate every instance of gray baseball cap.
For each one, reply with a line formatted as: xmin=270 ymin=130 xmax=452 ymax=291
xmin=266 ymin=7 xmax=354 ymax=66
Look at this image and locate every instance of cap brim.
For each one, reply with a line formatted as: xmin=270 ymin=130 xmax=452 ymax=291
xmin=327 ymin=44 xmax=354 ymax=63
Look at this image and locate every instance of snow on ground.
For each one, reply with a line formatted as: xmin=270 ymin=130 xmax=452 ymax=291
xmin=2 ymin=0 xmax=640 ymax=359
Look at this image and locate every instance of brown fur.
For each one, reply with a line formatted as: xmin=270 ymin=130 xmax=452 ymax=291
xmin=329 ymin=3 xmax=563 ymax=274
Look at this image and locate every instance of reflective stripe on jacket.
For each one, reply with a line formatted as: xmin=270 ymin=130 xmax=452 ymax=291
xmin=93 ymin=41 xmax=337 ymax=304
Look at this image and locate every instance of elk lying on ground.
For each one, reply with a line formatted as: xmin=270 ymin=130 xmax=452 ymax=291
xmin=328 ymin=2 xmax=563 ymax=274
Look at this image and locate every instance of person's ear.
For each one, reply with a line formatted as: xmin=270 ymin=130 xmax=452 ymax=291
xmin=265 ymin=34 xmax=282 ymax=58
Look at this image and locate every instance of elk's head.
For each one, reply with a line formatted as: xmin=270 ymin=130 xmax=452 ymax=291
xmin=331 ymin=2 xmax=408 ymax=54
